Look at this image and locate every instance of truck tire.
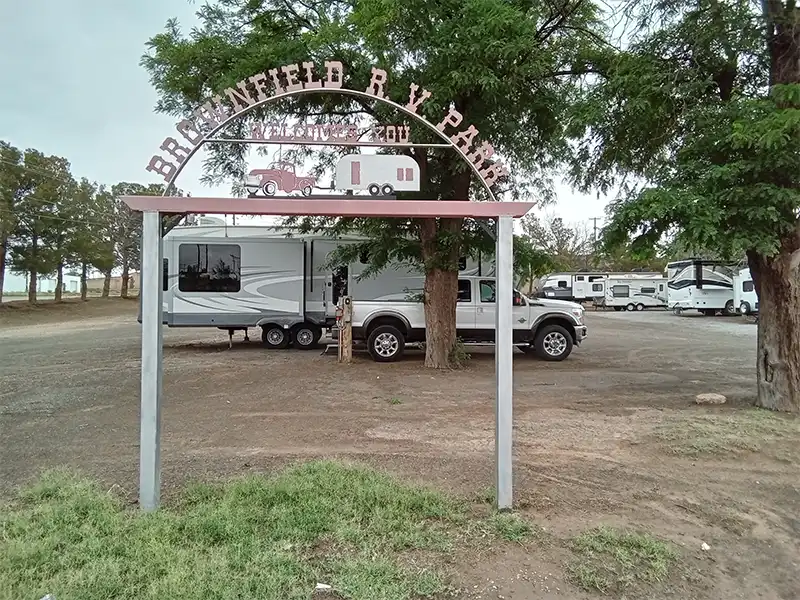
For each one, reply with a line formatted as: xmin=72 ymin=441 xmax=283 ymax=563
xmin=533 ymin=324 xmax=573 ymax=361
xmin=367 ymin=325 xmax=405 ymax=362
xmin=261 ymin=324 xmax=290 ymax=349
xmin=291 ymin=323 xmax=321 ymax=350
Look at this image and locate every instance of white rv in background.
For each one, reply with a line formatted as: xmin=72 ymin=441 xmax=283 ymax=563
xmin=665 ymin=259 xmax=737 ymax=315
xmin=154 ymin=221 xmax=492 ymax=349
xmin=733 ymin=267 xmax=758 ymax=315
xmin=598 ymin=276 xmax=668 ymax=311
xmin=537 ymin=272 xmax=610 ymax=302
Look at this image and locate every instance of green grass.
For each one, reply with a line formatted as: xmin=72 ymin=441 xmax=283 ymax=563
xmin=488 ymin=513 xmax=535 ymax=543
xmin=567 ymin=526 xmax=678 ymax=594
xmin=0 ymin=461 xmax=468 ymax=600
xmin=654 ymin=408 xmax=799 ymax=456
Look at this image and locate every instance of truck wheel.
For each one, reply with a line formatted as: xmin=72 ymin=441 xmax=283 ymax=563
xmin=533 ymin=325 xmax=573 ymax=361
xmin=262 ymin=180 xmax=277 ymax=196
xmin=261 ymin=324 xmax=289 ymax=349
xmin=291 ymin=323 xmax=321 ymax=350
xmin=368 ymin=183 xmax=381 ymax=196
xmin=367 ymin=325 xmax=405 ymax=362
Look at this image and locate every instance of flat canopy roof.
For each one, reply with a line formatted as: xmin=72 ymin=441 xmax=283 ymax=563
xmin=121 ymin=195 xmax=535 ymax=218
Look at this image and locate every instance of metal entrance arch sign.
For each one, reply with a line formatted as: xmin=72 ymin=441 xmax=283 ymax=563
xmin=145 ymin=59 xmax=508 ymax=200
xmin=135 ymin=57 xmax=526 ymax=513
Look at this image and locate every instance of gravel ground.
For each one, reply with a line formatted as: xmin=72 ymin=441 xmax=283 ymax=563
xmin=1 ymin=302 xmax=798 ymax=600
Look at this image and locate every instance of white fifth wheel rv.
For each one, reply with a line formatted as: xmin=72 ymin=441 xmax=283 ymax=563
xmin=733 ymin=267 xmax=758 ymax=315
xmin=537 ymin=272 xmax=610 ymax=302
xmin=665 ymin=259 xmax=737 ymax=315
xmin=156 ymin=221 xmax=492 ymax=348
xmin=597 ymin=275 xmax=668 ymax=311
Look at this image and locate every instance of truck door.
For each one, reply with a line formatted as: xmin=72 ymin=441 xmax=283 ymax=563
xmin=457 ymin=279 xmax=476 ymax=330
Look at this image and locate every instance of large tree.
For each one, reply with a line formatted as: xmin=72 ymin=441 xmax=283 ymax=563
xmin=142 ymin=0 xmax=605 ymax=367
xmin=569 ymin=0 xmax=800 ymax=410
xmin=0 ymin=141 xmax=25 ymax=302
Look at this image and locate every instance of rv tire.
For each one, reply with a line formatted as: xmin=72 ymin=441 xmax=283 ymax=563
xmin=626 ymin=303 xmax=635 ymax=311
xmin=740 ymin=301 xmax=751 ymax=315
xmin=368 ymin=183 xmax=381 ymax=196
xmin=533 ymin=324 xmax=573 ymax=361
xmin=261 ymin=324 xmax=290 ymax=349
xmin=367 ymin=325 xmax=405 ymax=362
xmin=291 ymin=323 xmax=321 ymax=349
xmin=381 ymin=184 xmax=394 ymax=195
xmin=724 ymin=299 xmax=736 ymax=315
xmin=636 ymin=303 xmax=645 ymax=311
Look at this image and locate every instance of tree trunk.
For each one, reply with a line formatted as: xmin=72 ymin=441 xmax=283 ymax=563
xmin=748 ymin=240 xmax=800 ymax=412
xmin=120 ymin=259 xmax=130 ymax=298
xmin=54 ymin=263 xmax=63 ymax=302
xmin=80 ymin=262 xmax=88 ymax=301
xmin=0 ymin=233 xmax=7 ymax=303
xmin=102 ymin=268 xmax=112 ymax=298
xmin=28 ymin=234 xmax=38 ymax=304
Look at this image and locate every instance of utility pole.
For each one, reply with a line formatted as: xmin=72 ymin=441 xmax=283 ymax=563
xmin=589 ymin=217 xmax=601 ymax=267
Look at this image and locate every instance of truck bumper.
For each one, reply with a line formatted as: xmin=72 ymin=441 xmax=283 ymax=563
xmin=575 ymin=325 xmax=588 ymax=344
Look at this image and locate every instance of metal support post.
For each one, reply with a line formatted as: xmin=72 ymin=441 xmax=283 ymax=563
xmin=495 ymin=215 xmax=514 ymax=510
xmin=139 ymin=211 xmax=164 ymax=511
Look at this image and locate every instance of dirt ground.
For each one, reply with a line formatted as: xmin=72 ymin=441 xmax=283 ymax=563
xmin=1 ymin=300 xmax=798 ymax=599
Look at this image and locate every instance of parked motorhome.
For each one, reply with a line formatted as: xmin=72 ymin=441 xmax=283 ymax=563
xmin=156 ymin=222 xmax=492 ymax=348
xmin=665 ymin=259 xmax=737 ymax=315
xmin=335 ymin=154 xmax=420 ymax=196
xmin=733 ymin=267 xmax=758 ymax=315
xmin=596 ymin=276 xmax=668 ymax=311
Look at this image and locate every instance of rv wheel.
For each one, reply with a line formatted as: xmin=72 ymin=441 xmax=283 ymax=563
xmin=626 ymin=303 xmax=636 ymax=311
xmin=724 ymin=299 xmax=736 ymax=315
xmin=291 ymin=324 xmax=321 ymax=350
xmin=740 ymin=301 xmax=751 ymax=315
xmin=368 ymin=184 xmax=381 ymax=196
xmin=261 ymin=324 xmax=290 ymax=349
xmin=636 ymin=303 xmax=645 ymax=311
xmin=533 ymin=324 xmax=573 ymax=361
xmin=381 ymin=184 xmax=394 ymax=196
xmin=367 ymin=325 xmax=406 ymax=362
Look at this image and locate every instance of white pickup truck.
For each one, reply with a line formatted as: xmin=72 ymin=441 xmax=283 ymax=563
xmin=346 ymin=276 xmax=588 ymax=362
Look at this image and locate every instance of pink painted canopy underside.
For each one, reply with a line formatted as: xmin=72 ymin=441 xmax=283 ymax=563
xmin=121 ymin=196 xmax=535 ymax=218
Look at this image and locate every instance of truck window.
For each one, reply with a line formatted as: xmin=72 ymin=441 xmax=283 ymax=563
xmin=479 ymin=280 xmax=496 ymax=302
xmin=457 ymin=279 xmax=471 ymax=302
xmin=612 ymin=285 xmax=629 ymax=298
xmin=178 ymin=243 xmax=241 ymax=293
xmin=743 ymin=281 xmax=754 ymax=292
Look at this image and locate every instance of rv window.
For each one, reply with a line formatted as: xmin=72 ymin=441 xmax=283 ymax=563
xmin=163 ymin=258 xmax=169 ymax=291
xmin=458 ymin=256 xmax=467 ymax=270
xmin=479 ymin=280 xmax=496 ymax=303
xmin=641 ymin=287 xmax=656 ymax=294
xmin=178 ymin=244 xmax=241 ymax=293
xmin=743 ymin=280 xmax=754 ymax=292
xmin=577 ymin=276 xmax=584 ymax=281
xmin=405 ymin=168 xmax=414 ymax=181
xmin=659 ymin=284 xmax=664 ymax=291
xmin=457 ymin=279 xmax=471 ymax=302
xmin=396 ymin=168 xmax=404 ymax=181
xmin=591 ymin=283 xmax=603 ymax=292
xmin=557 ymin=280 xmax=568 ymax=288
xmin=612 ymin=285 xmax=629 ymax=298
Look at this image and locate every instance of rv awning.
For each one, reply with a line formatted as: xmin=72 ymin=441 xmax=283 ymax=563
xmin=121 ymin=195 xmax=535 ymax=218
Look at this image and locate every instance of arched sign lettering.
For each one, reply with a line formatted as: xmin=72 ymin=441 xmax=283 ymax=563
xmin=146 ymin=60 xmax=508 ymax=200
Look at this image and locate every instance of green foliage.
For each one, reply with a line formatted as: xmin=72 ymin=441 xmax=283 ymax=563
xmin=1 ymin=461 xmax=466 ymax=600
xmin=568 ymin=0 xmax=799 ymax=263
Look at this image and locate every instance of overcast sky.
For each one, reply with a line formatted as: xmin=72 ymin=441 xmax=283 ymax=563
xmin=0 ymin=0 xmax=608 ymax=228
